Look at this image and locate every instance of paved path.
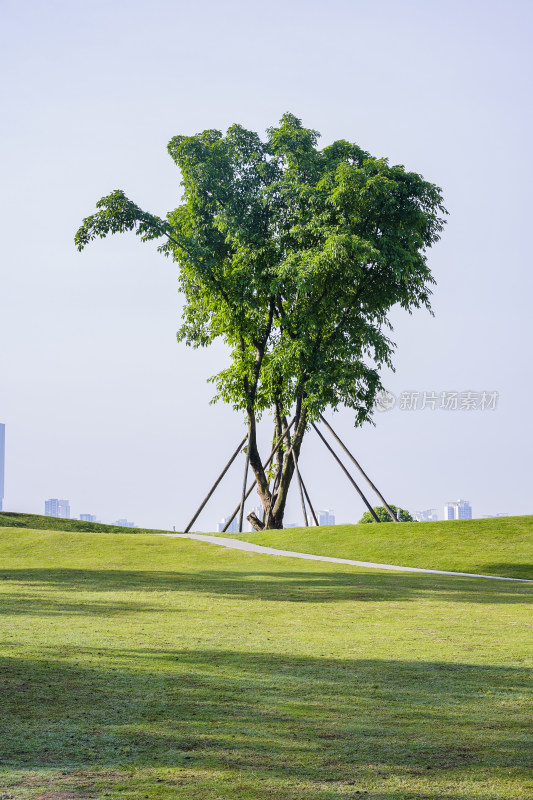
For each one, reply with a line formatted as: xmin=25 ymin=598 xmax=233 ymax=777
xmin=161 ymin=533 xmax=533 ymax=583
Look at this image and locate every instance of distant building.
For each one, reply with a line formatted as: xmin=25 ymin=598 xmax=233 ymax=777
xmin=80 ymin=514 xmax=97 ymax=523
xmin=217 ymin=515 xmax=239 ymax=533
xmin=45 ymin=498 xmax=70 ymax=518
xmin=310 ymin=509 xmax=335 ymax=526
xmin=114 ymin=519 xmax=136 ymax=528
xmin=414 ymin=508 xmax=439 ymax=522
xmin=444 ymin=499 xmax=472 ymax=520
xmin=481 ymin=513 xmax=509 ymax=518
xmin=0 ymin=423 xmax=5 ymax=512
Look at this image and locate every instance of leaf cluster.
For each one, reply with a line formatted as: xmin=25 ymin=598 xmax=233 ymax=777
xmin=359 ymin=505 xmax=415 ymax=523
xmin=75 ymin=114 xmax=446 ymax=426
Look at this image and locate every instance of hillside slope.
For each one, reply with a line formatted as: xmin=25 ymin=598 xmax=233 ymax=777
xmin=216 ymin=515 xmax=533 ymax=580
xmin=1 ymin=511 xmax=532 ymax=579
xmin=0 ymin=510 xmax=170 ymax=535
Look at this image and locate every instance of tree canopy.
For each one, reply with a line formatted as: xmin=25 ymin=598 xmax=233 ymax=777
xmin=75 ymin=114 xmax=446 ymax=529
xmin=359 ymin=505 xmax=415 ymax=523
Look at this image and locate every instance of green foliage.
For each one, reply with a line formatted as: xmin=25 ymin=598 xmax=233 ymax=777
xmin=75 ymin=114 xmax=446 ymax=426
xmin=359 ymin=504 xmax=414 ymax=523
xmin=75 ymin=115 xmax=446 ymax=527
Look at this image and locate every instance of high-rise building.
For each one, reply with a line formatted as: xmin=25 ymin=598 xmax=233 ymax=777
xmin=80 ymin=514 xmax=97 ymax=523
xmin=0 ymin=423 xmax=5 ymax=512
xmin=444 ymin=500 xmax=472 ymax=520
xmin=45 ymin=498 xmax=70 ymax=518
xmin=217 ymin=515 xmax=239 ymax=533
xmin=309 ymin=509 xmax=335 ymax=526
xmin=414 ymin=508 xmax=439 ymax=522
xmin=114 ymin=519 xmax=136 ymax=528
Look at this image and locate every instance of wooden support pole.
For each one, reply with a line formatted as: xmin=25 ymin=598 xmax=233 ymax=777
xmin=284 ymin=420 xmax=319 ymax=527
xmin=238 ymin=443 xmax=250 ymax=533
xmin=292 ymin=450 xmax=308 ymax=526
xmin=184 ymin=435 xmax=247 ymax=533
xmin=298 ymin=467 xmax=319 ymax=527
xmin=318 ymin=414 xmax=398 ymax=523
xmin=222 ymin=416 xmax=296 ymax=533
xmin=312 ymin=423 xmax=381 ymax=523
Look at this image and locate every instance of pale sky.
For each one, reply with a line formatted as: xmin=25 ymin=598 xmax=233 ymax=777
xmin=1 ymin=0 xmax=532 ymax=529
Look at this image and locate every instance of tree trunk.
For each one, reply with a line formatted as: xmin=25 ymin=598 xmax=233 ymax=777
xmin=246 ymin=397 xmax=308 ymax=531
xmin=245 ymin=405 xmax=271 ymax=515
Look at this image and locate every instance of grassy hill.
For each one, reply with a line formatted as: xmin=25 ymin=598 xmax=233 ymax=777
xmin=0 ymin=518 xmax=531 ymax=799
xmin=0 ymin=510 xmax=171 ymax=535
xmin=219 ymin=515 xmax=533 ymax=580
xmin=2 ymin=512 xmax=532 ymax=579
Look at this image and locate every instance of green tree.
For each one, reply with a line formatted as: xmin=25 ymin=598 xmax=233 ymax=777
xmin=75 ymin=114 xmax=445 ymax=530
xmin=359 ymin=505 xmax=414 ymax=523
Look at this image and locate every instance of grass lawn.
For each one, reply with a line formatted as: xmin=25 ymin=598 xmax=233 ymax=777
xmin=220 ymin=515 xmax=533 ymax=581
xmin=0 ymin=519 xmax=531 ymax=799
xmin=0 ymin=512 xmax=171 ymax=536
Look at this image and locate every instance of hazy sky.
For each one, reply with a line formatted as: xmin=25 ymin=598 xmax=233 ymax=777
xmin=1 ymin=0 xmax=532 ymax=529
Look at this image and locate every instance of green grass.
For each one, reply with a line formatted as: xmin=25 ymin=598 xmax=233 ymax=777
xmin=0 ymin=510 xmax=171 ymax=535
xmin=0 ymin=520 xmax=531 ymax=799
xmin=220 ymin=515 xmax=533 ymax=581
xmin=2 ymin=511 xmax=531 ymax=579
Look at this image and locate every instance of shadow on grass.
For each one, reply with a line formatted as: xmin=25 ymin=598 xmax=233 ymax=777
xmin=481 ymin=563 xmax=533 ymax=580
xmin=0 ymin=567 xmax=531 ymax=613
xmin=0 ymin=647 xmax=531 ymax=798
xmin=0 ymin=591 xmax=166 ymax=616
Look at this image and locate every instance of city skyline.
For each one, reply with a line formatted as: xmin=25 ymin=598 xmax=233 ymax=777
xmin=0 ymin=426 xmax=515 ymax=530
xmin=414 ymin=509 xmax=439 ymax=522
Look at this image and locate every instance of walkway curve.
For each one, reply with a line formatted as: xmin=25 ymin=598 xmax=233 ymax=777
xmin=161 ymin=533 xmax=533 ymax=584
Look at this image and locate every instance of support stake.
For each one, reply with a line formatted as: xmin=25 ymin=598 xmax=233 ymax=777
xmin=319 ymin=414 xmax=398 ymax=522
xmin=312 ymin=423 xmax=380 ymax=523
xmin=292 ymin=450 xmax=308 ymax=527
xmin=222 ymin=416 xmax=296 ymax=532
xmin=298 ymin=468 xmax=319 ymax=527
xmin=238 ymin=442 xmax=250 ymax=533
xmin=184 ymin=435 xmax=247 ymax=533
xmin=284 ymin=423 xmax=318 ymax=527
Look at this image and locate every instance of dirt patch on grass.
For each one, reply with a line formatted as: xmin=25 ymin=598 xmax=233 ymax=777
xmin=22 ymin=770 xmax=127 ymax=799
xmin=34 ymin=794 xmax=94 ymax=800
